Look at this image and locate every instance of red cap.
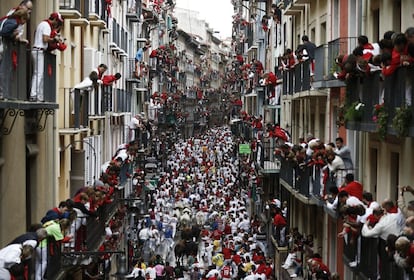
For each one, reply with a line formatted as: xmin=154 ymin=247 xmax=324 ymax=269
xmin=50 ymin=12 xmax=64 ymax=23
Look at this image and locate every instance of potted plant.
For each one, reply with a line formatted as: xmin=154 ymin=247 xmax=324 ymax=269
xmin=372 ymin=103 xmax=388 ymax=141
xmin=344 ymin=101 xmax=364 ymax=122
xmin=392 ymin=105 xmax=412 ymax=138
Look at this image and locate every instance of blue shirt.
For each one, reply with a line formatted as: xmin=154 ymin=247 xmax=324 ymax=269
xmin=135 ymin=48 xmax=144 ymax=62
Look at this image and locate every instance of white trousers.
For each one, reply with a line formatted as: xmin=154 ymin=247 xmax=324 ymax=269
xmin=30 ymin=50 xmax=45 ymax=101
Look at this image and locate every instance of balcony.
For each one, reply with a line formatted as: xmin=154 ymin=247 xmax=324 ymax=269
xmin=283 ymin=0 xmax=306 ymax=15
xmin=126 ymin=0 xmax=142 ymax=22
xmin=278 ymin=157 xmax=343 ymax=205
xmin=126 ymin=58 xmax=141 ymax=83
xmin=281 ymin=61 xmax=311 ymax=96
xmin=142 ymin=6 xmax=159 ymax=25
xmin=255 ymin=138 xmax=281 ymax=174
xmin=0 ymin=41 xmax=58 ymax=106
xmin=345 ymin=66 xmax=414 ymax=138
xmin=59 ymin=0 xmax=82 ymax=18
xmin=342 ymin=236 xmax=406 ymax=279
xmin=156 ymin=107 xmax=177 ymax=126
xmin=59 ymin=0 xmax=81 ymax=10
xmin=110 ymin=20 xmax=128 ymax=54
xmin=313 ymin=37 xmax=358 ymax=89
xmin=59 ymin=0 xmax=108 ymax=22
xmin=60 ymin=86 xmax=130 ymax=129
xmin=20 ymin=152 xmax=137 ymax=279
xmin=276 ymin=0 xmax=291 ymax=8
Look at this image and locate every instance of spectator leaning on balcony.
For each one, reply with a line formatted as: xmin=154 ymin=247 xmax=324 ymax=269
xmin=36 ymin=218 xmax=72 ymax=280
xmin=357 ymin=35 xmax=380 ymax=62
xmin=0 ymin=8 xmax=29 ymax=44
xmin=6 ymin=1 xmax=33 ymax=19
xmin=4 ymin=0 xmax=33 ymax=42
xmin=102 ymin=72 xmax=121 ymax=86
xmin=30 ymin=12 xmax=64 ymax=102
xmin=361 ymin=201 xmax=404 ymax=253
xmin=0 ymin=8 xmax=29 ymax=98
xmin=393 ymin=235 xmax=414 ymax=272
xmin=334 ymin=137 xmax=354 ymax=171
xmin=40 ymin=200 xmax=71 ymax=224
xmin=325 ymin=149 xmax=346 ymax=187
xmin=9 ymin=227 xmax=48 ymax=248
xmin=73 ymin=63 xmax=108 ymax=90
xmin=0 ymin=243 xmax=35 ymax=280
xmin=338 ymin=173 xmax=363 ymax=201
xmin=381 ymin=32 xmax=409 ymax=77
xmin=382 ymin=198 xmax=406 ymax=231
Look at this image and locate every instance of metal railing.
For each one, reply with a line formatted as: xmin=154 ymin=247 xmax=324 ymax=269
xmin=342 ymin=236 xmax=407 ymax=279
xmin=279 ymin=158 xmax=354 ymax=198
xmin=281 ymin=60 xmax=310 ymax=95
xmin=313 ymin=37 xmax=358 ymax=83
xmin=0 ymin=40 xmax=56 ymax=102
xmin=345 ymin=66 xmax=414 ymax=136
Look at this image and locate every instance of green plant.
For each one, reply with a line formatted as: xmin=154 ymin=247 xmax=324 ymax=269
xmin=372 ymin=103 xmax=388 ymax=141
xmin=344 ymin=101 xmax=364 ymax=122
xmin=392 ymin=105 xmax=412 ymax=138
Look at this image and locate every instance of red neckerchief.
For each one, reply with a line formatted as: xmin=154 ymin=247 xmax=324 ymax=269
xmin=44 ymin=19 xmax=53 ymax=28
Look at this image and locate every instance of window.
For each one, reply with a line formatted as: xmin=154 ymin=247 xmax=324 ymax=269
xmin=332 ymin=0 xmax=339 ymax=39
xmin=349 ymin=0 xmax=363 ymax=37
xmin=320 ymin=22 xmax=326 ymax=44
xmin=311 ymin=28 xmax=315 ymax=44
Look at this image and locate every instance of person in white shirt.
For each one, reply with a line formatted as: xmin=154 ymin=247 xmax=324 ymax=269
xmin=325 ymin=149 xmax=346 ymax=187
xmin=361 ymin=206 xmax=403 ymax=241
xmin=73 ymin=64 xmax=108 ymax=91
xmin=30 ymin=12 xmax=63 ymax=101
xmin=0 ymin=243 xmax=34 ymax=269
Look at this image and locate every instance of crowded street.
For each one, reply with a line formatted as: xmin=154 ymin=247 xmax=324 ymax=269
xmin=124 ymin=126 xmax=274 ymax=279
xmin=1 ymin=0 xmax=414 ymax=279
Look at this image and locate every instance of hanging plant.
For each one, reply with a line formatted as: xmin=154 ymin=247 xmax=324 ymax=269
xmin=372 ymin=103 xmax=388 ymax=141
xmin=344 ymin=101 xmax=364 ymax=122
xmin=392 ymin=105 xmax=412 ymax=138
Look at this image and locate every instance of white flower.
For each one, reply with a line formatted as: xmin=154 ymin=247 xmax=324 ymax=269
xmin=355 ymin=103 xmax=365 ymax=111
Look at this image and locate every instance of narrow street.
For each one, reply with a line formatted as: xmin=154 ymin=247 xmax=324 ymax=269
xmin=126 ymin=125 xmax=274 ymax=279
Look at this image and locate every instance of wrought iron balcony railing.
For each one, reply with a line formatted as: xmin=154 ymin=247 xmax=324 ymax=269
xmin=313 ymin=37 xmax=358 ymax=88
xmin=0 ymin=40 xmax=56 ymax=102
xmin=342 ymin=236 xmax=407 ymax=279
xmin=281 ymin=60 xmax=311 ymax=95
xmin=345 ymin=66 xmax=414 ymax=138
